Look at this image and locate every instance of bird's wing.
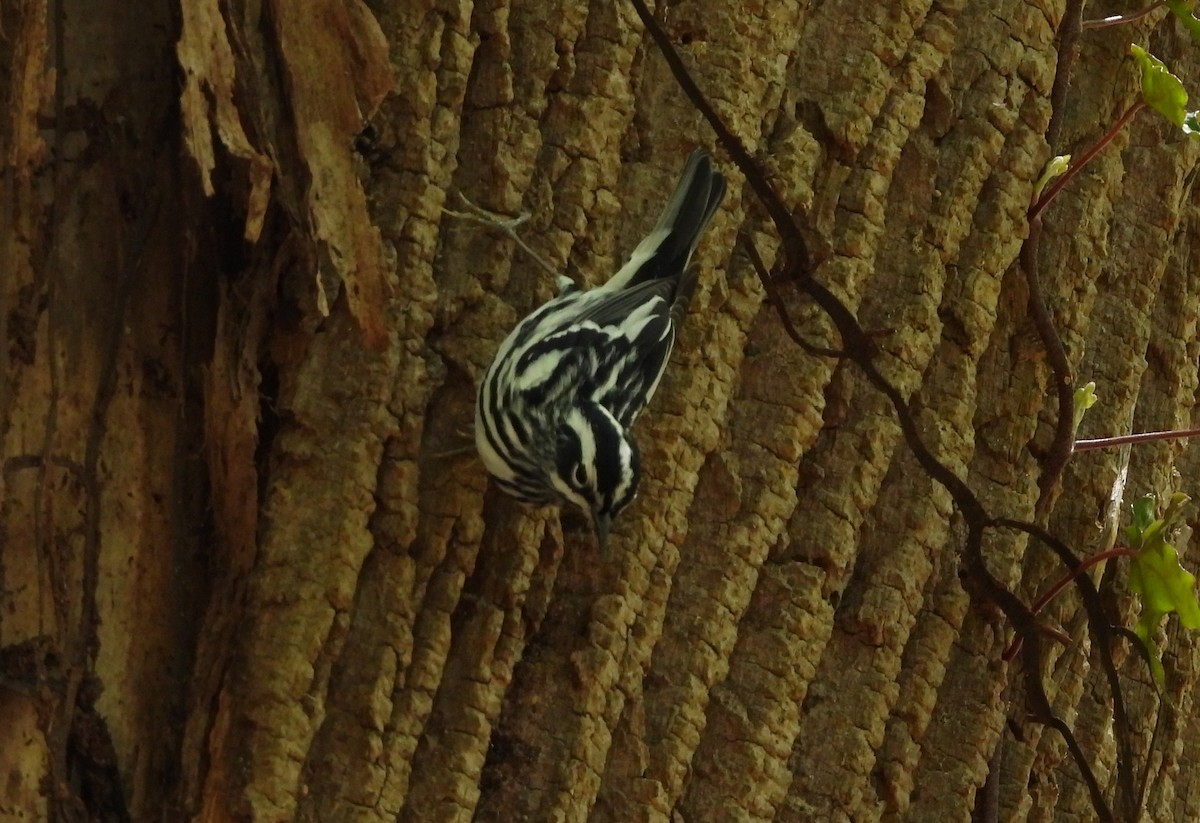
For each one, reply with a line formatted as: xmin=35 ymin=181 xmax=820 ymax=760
xmin=599 ymin=310 xmax=677 ymax=427
xmin=570 ymin=277 xmax=675 ymax=328
xmin=573 ymin=278 xmax=696 ymax=426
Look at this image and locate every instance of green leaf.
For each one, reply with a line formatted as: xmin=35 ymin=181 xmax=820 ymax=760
xmin=1127 ymin=494 xmax=1200 ymax=685
xmin=1033 ymin=154 xmax=1071 ymax=202
xmin=1129 ymin=539 xmax=1200 ymax=628
xmin=1167 ymin=0 xmax=1200 ymax=48
xmin=1130 ymin=44 xmax=1188 ymax=128
xmin=1072 ymin=381 xmax=1097 ymax=434
xmin=1126 ymin=496 xmax=1158 ymax=546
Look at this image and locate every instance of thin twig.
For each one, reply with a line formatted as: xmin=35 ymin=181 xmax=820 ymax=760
xmin=1046 ymin=0 xmax=1086 ymax=151
xmin=993 ymin=518 xmax=1134 ymax=821
xmin=1047 ymin=714 xmax=1116 ymax=823
xmin=1020 ymin=216 xmax=1076 ymax=522
xmin=1031 ymin=101 xmax=1146 ymax=221
xmin=1137 ymin=686 xmax=1168 ymax=813
xmin=1075 ymin=426 xmax=1200 ymax=452
xmin=739 ymin=233 xmax=843 ymax=358
xmin=444 ymin=191 xmax=561 ymax=279
xmin=1082 ymin=2 xmax=1165 ymax=29
xmin=1003 ymin=547 xmax=1138 ymax=660
xmin=628 ymin=0 xmax=812 ymax=275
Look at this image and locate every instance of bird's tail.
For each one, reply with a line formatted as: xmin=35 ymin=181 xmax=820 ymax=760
xmin=606 ymin=149 xmax=727 ymax=293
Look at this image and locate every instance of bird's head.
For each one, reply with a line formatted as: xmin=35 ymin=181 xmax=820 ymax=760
xmin=552 ymin=404 xmax=640 ymax=552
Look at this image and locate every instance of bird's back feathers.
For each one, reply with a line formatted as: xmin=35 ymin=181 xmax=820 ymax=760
xmin=476 ymin=148 xmax=727 ymax=521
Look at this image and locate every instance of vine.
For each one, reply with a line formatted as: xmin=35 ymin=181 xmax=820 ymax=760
xmin=628 ymin=0 xmax=1200 ymax=820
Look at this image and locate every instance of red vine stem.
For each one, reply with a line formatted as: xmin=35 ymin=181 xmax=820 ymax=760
xmin=1075 ymin=426 xmax=1200 ymax=452
xmin=1029 ymin=100 xmax=1146 ymax=221
xmin=1003 ymin=547 xmax=1139 ymax=661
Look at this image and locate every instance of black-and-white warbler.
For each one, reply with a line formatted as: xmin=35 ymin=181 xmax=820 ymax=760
xmin=475 ymin=149 xmax=726 ymax=551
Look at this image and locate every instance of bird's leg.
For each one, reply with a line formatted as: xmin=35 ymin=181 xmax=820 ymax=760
xmin=443 ymin=191 xmax=562 ymax=280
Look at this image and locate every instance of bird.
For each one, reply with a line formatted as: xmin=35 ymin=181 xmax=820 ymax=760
xmin=475 ymin=149 xmax=727 ymax=552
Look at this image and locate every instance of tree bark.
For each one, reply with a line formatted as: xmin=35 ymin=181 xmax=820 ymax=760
xmin=3 ymin=1 xmax=1200 ymax=822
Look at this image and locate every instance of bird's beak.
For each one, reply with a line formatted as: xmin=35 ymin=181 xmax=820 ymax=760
xmin=593 ymin=511 xmax=612 ymax=555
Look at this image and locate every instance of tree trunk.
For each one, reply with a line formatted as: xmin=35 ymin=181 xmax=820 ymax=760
xmin=3 ymin=1 xmax=1200 ymax=821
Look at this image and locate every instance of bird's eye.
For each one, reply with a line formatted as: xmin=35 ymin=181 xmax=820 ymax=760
xmin=573 ymin=464 xmax=588 ymax=488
